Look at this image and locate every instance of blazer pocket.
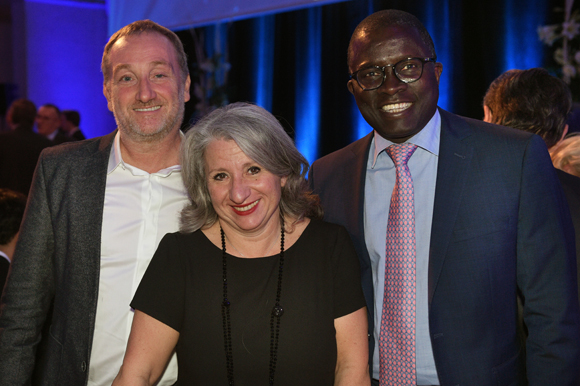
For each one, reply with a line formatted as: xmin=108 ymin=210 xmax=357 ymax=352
xmin=491 ymin=348 xmax=525 ymax=386
xmin=451 ymin=215 xmax=512 ymax=243
xmin=33 ymin=306 xmax=65 ymax=384
xmin=48 ymin=305 xmax=65 ymax=345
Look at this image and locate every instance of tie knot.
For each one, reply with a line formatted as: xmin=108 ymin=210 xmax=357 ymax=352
xmin=386 ymin=143 xmax=418 ymax=167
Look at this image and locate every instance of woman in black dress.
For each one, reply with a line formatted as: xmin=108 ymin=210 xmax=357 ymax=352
xmin=113 ymin=102 xmax=369 ymax=386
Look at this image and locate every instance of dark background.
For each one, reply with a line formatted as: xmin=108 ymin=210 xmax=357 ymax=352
xmin=176 ymin=0 xmax=570 ymax=158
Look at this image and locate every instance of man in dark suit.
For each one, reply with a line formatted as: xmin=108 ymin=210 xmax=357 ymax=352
xmin=0 ymin=99 xmax=53 ymax=195
xmin=61 ymin=110 xmax=86 ymax=141
xmin=0 ymin=189 xmax=26 ymax=292
xmin=483 ymin=67 xmax=580 ymax=304
xmin=0 ymin=20 xmax=191 ymax=385
xmin=309 ymin=10 xmax=580 ymax=385
xmin=35 ymin=104 xmax=70 ymax=145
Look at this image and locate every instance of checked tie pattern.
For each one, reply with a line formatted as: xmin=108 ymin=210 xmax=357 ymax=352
xmin=379 ymin=143 xmax=418 ymax=386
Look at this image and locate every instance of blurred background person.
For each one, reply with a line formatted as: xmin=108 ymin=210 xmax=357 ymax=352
xmin=35 ymin=104 xmax=70 ymax=145
xmin=61 ymin=110 xmax=86 ymax=141
xmin=551 ymin=134 xmax=580 ymax=178
xmin=483 ymin=67 xmax=580 ymax=301
xmin=0 ymin=188 xmax=27 ymax=292
xmin=0 ymin=98 xmax=53 ymax=195
xmin=113 ymin=103 xmax=369 ymax=386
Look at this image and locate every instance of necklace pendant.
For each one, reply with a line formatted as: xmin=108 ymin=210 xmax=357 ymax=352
xmin=272 ymin=305 xmax=284 ymax=317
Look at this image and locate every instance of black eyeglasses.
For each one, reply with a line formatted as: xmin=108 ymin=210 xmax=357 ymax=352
xmin=350 ymin=57 xmax=437 ymax=91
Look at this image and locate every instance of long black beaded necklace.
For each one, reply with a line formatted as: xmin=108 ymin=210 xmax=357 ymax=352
xmin=220 ymin=219 xmax=285 ymax=386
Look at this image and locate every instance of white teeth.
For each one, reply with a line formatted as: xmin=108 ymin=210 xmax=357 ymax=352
xmin=235 ymin=200 xmax=259 ymax=212
xmin=382 ymin=102 xmax=412 ymax=113
xmin=134 ymin=106 xmax=161 ymax=112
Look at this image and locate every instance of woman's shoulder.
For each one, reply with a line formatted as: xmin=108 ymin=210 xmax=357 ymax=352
xmin=293 ymin=218 xmax=351 ymax=247
xmin=159 ymin=229 xmax=211 ymax=248
xmin=302 ymin=218 xmax=349 ymax=235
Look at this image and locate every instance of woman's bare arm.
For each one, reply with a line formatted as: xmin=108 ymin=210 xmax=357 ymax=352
xmin=334 ymin=306 xmax=370 ymax=386
xmin=112 ymin=310 xmax=179 ymax=386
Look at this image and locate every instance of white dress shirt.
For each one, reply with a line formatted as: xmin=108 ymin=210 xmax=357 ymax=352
xmin=88 ymin=132 xmax=189 ymax=385
xmin=365 ymin=110 xmax=441 ymax=384
xmin=0 ymin=250 xmax=10 ymax=264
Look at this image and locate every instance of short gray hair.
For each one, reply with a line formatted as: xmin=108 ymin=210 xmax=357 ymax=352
xmin=180 ymin=102 xmax=322 ymax=232
xmin=102 ymin=20 xmax=188 ymax=83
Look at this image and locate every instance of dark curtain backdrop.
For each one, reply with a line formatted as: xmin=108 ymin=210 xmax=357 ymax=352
xmin=177 ymin=0 xmax=562 ymax=160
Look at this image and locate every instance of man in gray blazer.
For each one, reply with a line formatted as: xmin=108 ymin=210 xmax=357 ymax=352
xmin=0 ymin=20 xmax=191 ymax=385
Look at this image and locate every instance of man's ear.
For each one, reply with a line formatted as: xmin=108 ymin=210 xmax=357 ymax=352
xmin=560 ymin=124 xmax=569 ymax=142
xmin=434 ymin=62 xmax=443 ymax=84
xmin=103 ymin=84 xmax=113 ymax=112
xmin=183 ymin=74 xmax=191 ymax=103
xmin=347 ymin=79 xmax=355 ymax=95
xmin=483 ymin=105 xmax=492 ymax=123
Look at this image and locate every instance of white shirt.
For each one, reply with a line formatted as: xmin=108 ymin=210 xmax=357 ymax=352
xmin=46 ymin=130 xmax=58 ymax=141
xmin=88 ymin=132 xmax=189 ymax=386
xmin=0 ymin=250 xmax=10 ymax=264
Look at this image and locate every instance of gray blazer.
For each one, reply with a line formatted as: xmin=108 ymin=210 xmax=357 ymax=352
xmin=0 ymin=132 xmax=115 ymax=385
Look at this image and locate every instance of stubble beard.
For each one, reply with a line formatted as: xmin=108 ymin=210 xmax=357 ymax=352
xmin=114 ymin=91 xmax=185 ymax=144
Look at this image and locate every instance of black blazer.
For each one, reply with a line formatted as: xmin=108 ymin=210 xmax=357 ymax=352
xmin=309 ymin=109 xmax=580 ymax=385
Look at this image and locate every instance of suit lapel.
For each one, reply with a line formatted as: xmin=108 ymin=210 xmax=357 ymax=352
xmin=428 ymin=110 xmax=474 ymax=304
xmin=348 ymin=133 xmax=374 ymax=269
xmin=67 ymin=132 xmax=115 ymax=279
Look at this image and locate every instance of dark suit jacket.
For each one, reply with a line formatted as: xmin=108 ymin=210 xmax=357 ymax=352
xmin=557 ymin=169 xmax=580 ymax=303
xmin=50 ymin=129 xmax=71 ymax=146
xmin=0 ymin=132 xmax=115 ymax=385
xmin=70 ymin=128 xmax=86 ymax=141
xmin=0 ymin=256 xmax=9 ymax=296
xmin=0 ymin=127 xmax=53 ymax=195
xmin=309 ymin=109 xmax=580 ymax=385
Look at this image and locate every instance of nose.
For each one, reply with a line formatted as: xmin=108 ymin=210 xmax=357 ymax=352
xmin=137 ymin=78 xmax=157 ymax=103
xmin=378 ymin=68 xmax=407 ymax=95
xmin=229 ymin=175 xmax=251 ymax=204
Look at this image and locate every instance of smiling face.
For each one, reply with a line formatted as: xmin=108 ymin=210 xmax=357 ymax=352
xmin=103 ymin=32 xmax=190 ymax=144
xmin=348 ymin=25 xmax=442 ymax=143
xmin=205 ymin=139 xmax=287 ymax=236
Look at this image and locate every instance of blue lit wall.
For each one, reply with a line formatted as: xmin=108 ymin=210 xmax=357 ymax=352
xmin=252 ymin=15 xmax=275 ymax=111
xmin=424 ymin=0 xmax=452 ymax=111
xmin=353 ymin=2 xmax=375 ymax=142
xmin=25 ymin=0 xmax=115 ymax=138
xmin=502 ymin=0 xmax=547 ymax=71
xmin=294 ymin=7 xmax=322 ymax=164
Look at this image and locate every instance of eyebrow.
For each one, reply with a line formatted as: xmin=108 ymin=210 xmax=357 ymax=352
xmin=112 ymin=61 xmax=173 ymax=74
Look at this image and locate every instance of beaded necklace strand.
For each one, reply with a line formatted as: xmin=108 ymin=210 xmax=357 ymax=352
xmin=220 ymin=219 xmax=285 ymax=386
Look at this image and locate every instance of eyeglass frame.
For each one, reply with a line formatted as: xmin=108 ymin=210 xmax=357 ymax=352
xmin=349 ymin=57 xmax=437 ymax=91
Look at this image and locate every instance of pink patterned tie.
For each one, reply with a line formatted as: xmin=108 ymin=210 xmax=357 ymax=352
xmin=380 ymin=143 xmax=418 ymax=386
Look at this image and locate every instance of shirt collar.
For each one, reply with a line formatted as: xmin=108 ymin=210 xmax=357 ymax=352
xmin=47 ymin=129 xmax=59 ymax=141
xmin=107 ymin=131 xmax=183 ymax=176
xmin=371 ymin=109 xmax=441 ymax=168
xmin=0 ymin=250 xmax=10 ymax=263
